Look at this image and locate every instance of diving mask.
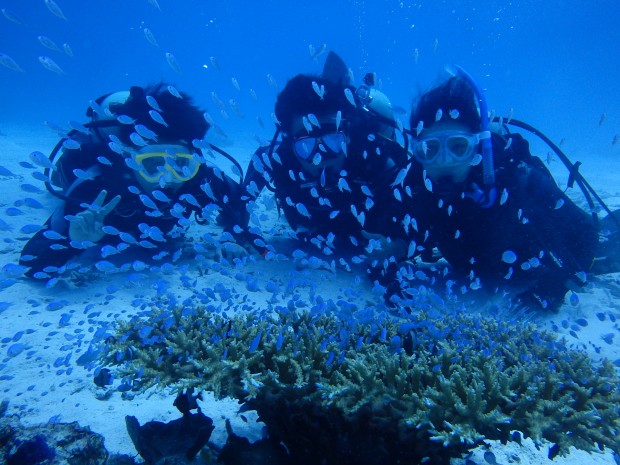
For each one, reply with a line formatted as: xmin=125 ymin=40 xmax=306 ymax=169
xmin=294 ymin=132 xmax=346 ymax=160
xmin=413 ymin=130 xmax=489 ymax=165
xmin=134 ymin=144 xmax=200 ymax=184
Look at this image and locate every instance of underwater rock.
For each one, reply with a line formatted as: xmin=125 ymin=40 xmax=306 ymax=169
xmin=125 ymin=411 xmax=215 ymax=463
xmin=217 ymin=419 xmax=290 ymax=465
xmin=0 ymin=411 xmax=108 ymax=464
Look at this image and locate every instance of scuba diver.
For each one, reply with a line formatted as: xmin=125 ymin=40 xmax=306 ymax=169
xmin=399 ymin=67 xmax=619 ymax=311
xmin=242 ymin=52 xmax=414 ymax=277
xmin=19 ymin=83 xmax=251 ymax=279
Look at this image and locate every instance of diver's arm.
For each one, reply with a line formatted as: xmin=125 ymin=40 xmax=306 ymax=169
xmin=512 ymin=166 xmax=597 ymax=310
xmin=195 ymin=166 xmax=269 ymax=256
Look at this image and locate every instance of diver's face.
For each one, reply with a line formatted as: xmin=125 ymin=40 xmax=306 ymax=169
xmin=414 ymin=121 xmax=478 ymax=183
xmin=289 ymin=115 xmax=348 ymax=177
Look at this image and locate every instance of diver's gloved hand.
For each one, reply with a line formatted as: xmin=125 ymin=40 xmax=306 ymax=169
xmin=68 ymin=190 xmax=121 ymax=243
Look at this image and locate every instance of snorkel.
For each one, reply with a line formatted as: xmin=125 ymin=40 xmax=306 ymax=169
xmin=355 ymin=72 xmax=410 ymax=160
xmin=447 ymin=65 xmax=496 ymax=207
xmin=356 ymin=73 xmax=397 ymax=137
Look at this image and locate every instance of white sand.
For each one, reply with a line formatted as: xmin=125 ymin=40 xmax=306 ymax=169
xmin=0 ymin=127 xmax=618 ymax=464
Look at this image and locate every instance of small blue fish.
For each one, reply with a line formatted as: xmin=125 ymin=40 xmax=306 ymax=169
xmin=102 ymin=225 xmax=120 ymax=235
xmin=165 ymin=52 xmax=183 ymax=74
xmin=7 ymin=343 xmax=29 ymax=357
xmin=152 ymin=190 xmax=171 ymax=202
xmin=276 ymin=332 xmax=284 ymax=351
xmin=20 ymin=224 xmax=43 ymax=234
xmin=136 ymin=124 xmax=159 ymax=140
xmin=501 ymin=250 xmax=517 ymax=264
xmin=296 ymin=203 xmax=311 ymax=219
xmin=44 ymin=0 xmax=68 ymax=21
xmin=62 ymin=139 xmax=81 ymax=152
xmin=483 ymin=450 xmax=497 ymax=465
xmin=569 ymin=292 xmax=579 ymax=306
xmin=390 ymin=168 xmax=408 ymax=188
xmin=356 ymin=211 xmax=366 ymax=227
xmin=337 ymin=178 xmax=351 ymax=193
xmin=167 ymin=85 xmax=182 ymax=99
xmin=2 ymin=263 xmax=28 ymax=278
xmin=116 ymin=115 xmax=135 ymax=125
xmin=139 ymin=194 xmax=158 ymax=210
xmin=29 ymin=151 xmax=54 ymax=169
xmin=147 ymin=227 xmax=165 ymax=242
xmin=119 ymin=232 xmax=137 ymax=244
xmin=109 ymin=142 xmax=125 ymax=155
xmin=180 ymin=193 xmax=200 ymax=207
xmin=138 ymin=326 xmax=153 ymax=339
xmin=249 ymin=331 xmax=262 ymax=353
xmin=601 ymin=333 xmax=614 ymax=345
xmin=149 ymin=110 xmax=168 ymax=127
xmin=0 ymin=301 xmax=12 ymax=314
xmin=73 ymin=168 xmax=96 ymax=180
xmin=361 ymin=185 xmax=373 ymax=197
xmin=0 ymin=218 xmax=12 ymax=231
xmin=311 ymin=81 xmax=325 ymax=99
xmin=130 ymin=132 xmax=149 ymax=146
xmin=0 ymin=52 xmax=24 ymax=72
xmin=24 ymin=197 xmax=44 ymax=209
xmin=95 ymin=260 xmax=117 ymax=273
xmin=344 ymin=88 xmax=356 ymax=107
xmin=100 ymin=245 xmax=118 ymax=258
xmin=69 ymin=120 xmax=89 ymax=134
xmin=1 ymin=8 xmax=27 ymax=27
xmin=146 ymin=95 xmax=163 ymax=112
xmin=31 ymin=171 xmax=50 ymax=182
xmin=43 ymin=230 xmax=65 ymax=240
xmin=5 ymin=207 xmax=23 ymax=216
xmin=97 ymin=156 xmax=113 ymax=166
xmin=21 ymin=183 xmax=44 ymax=194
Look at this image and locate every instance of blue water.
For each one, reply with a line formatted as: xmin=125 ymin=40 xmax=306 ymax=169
xmin=1 ymin=2 xmax=620 ymax=461
xmin=1 ymin=0 xmax=619 ymax=156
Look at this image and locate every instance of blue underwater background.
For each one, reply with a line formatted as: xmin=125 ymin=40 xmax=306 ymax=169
xmin=1 ymin=0 xmax=620 ymax=159
xmin=2 ymin=1 xmax=620 ymax=463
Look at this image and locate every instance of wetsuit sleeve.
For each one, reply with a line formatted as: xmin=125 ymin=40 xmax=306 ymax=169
xmin=195 ymin=162 xmax=269 ymax=256
xmin=508 ymin=156 xmax=598 ymax=309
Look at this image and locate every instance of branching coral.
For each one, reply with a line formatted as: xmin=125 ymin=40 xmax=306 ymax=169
xmin=102 ymin=303 xmax=620 ymax=464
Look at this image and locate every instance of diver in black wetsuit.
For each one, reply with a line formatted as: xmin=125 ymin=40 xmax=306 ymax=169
xmin=19 ymin=84 xmax=250 ymax=279
xmin=400 ymin=70 xmax=613 ymax=311
xmin=242 ymin=52 xmax=413 ymax=275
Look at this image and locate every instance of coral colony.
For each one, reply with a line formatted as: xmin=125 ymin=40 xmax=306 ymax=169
xmin=102 ymin=293 xmax=620 ymax=464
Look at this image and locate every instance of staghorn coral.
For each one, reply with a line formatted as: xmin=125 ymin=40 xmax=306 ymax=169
xmin=102 ymin=303 xmax=620 ymax=464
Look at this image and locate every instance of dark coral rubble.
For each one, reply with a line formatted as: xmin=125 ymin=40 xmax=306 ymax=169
xmin=0 ymin=410 xmax=109 ymax=465
xmin=102 ymin=303 xmax=620 ymax=464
